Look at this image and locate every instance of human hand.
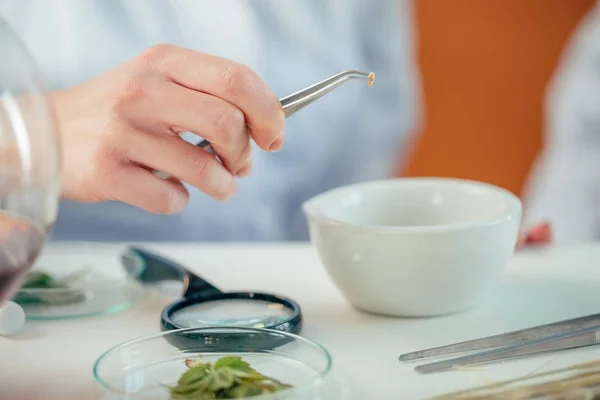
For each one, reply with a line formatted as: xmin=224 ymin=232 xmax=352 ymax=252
xmin=51 ymin=44 xmax=285 ymax=214
xmin=516 ymin=221 xmax=553 ymax=250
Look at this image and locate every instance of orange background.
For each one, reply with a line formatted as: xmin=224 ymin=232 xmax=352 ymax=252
xmin=400 ymin=0 xmax=595 ymax=196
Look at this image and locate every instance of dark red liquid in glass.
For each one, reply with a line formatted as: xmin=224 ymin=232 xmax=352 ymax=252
xmin=0 ymin=212 xmax=46 ymax=306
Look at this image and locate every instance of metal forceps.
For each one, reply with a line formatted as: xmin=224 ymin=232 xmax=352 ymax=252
xmin=398 ymin=313 xmax=600 ymax=374
xmin=195 ymin=70 xmax=375 ymax=155
xmin=153 ymin=70 xmax=374 ymax=179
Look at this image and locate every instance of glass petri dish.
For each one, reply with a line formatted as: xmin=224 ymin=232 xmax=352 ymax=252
xmin=13 ymin=242 xmax=146 ymax=319
xmin=93 ymin=327 xmax=345 ymax=400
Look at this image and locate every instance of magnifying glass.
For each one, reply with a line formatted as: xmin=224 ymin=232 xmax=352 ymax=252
xmin=124 ymin=247 xmax=303 ymax=336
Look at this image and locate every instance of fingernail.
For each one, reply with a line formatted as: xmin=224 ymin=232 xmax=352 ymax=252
xmin=237 ymin=164 xmax=252 ymax=178
xmin=168 ymin=193 xmax=188 ymax=214
xmin=269 ymin=136 xmax=284 ymax=152
xmin=209 ymin=165 xmax=237 ymax=199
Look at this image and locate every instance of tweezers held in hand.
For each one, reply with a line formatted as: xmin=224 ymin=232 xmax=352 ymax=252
xmin=196 ymin=70 xmax=375 ymax=154
xmin=397 ymin=312 xmax=600 ymax=374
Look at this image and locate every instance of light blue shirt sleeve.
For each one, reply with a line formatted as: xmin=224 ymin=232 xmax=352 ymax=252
xmin=0 ymin=0 xmax=421 ymax=242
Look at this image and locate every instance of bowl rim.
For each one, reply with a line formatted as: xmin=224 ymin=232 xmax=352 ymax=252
xmin=301 ymin=177 xmax=522 ymax=233
xmin=16 ymin=242 xmax=146 ymax=295
xmin=92 ymin=326 xmax=333 ymax=398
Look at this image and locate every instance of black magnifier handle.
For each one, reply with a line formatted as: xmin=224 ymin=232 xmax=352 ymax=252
xmin=125 ymin=247 xmax=222 ymax=298
xmin=183 ymin=271 xmax=221 ymax=298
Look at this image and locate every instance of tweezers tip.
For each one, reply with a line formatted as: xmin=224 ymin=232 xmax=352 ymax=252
xmin=368 ymin=72 xmax=375 ymax=87
xmin=399 ymin=350 xmax=424 ymax=361
xmin=414 ymin=365 xmax=430 ymax=374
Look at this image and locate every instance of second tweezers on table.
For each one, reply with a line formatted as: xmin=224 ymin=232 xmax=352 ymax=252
xmin=399 ymin=313 xmax=600 ymax=374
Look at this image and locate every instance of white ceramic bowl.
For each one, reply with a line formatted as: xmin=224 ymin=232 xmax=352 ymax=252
xmin=302 ymin=178 xmax=522 ymax=317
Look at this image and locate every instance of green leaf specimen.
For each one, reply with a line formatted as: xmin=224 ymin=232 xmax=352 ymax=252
xmin=13 ymin=268 xmax=91 ymax=305
xmin=22 ymin=271 xmax=64 ymax=289
xmin=167 ymin=356 xmax=294 ymax=399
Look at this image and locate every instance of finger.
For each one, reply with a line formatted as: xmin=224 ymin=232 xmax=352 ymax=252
xmin=526 ymin=222 xmax=553 ymax=244
xmin=516 ymin=221 xmax=553 ymax=251
xmin=515 ymin=234 xmax=527 ymax=250
xmin=105 ymin=164 xmax=190 ymax=214
xmin=139 ymin=44 xmax=285 ymax=152
xmin=142 ymin=81 xmax=252 ymax=176
xmin=125 ymin=129 xmax=238 ymax=201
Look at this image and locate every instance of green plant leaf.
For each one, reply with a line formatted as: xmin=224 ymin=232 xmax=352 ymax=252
xmin=230 ymin=369 xmax=268 ymax=382
xmin=177 ymin=365 xmax=209 ymax=386
xmin=214 ymin=356 xmax=252 ymax=372
xmin=22 ymin=271 xmax=60 ymax=288
xmin=168 ymin=356 xmax=293 ymax=399
xmin=220 ymin=383 xmax=264 ymax=399
xmin=208 ymin=368 xmax=235 ymax=392
xmin=14 ymin=269 xmax=90 ymax=305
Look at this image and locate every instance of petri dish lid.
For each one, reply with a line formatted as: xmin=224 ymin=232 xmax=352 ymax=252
xmin=13 ymin=242 xmax=146 ymax=319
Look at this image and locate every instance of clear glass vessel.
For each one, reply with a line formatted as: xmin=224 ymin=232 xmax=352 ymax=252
xmin=93 ymin=327 xmax=348 ymax=399
xmin=0 ymin=17 xmax=61 ymax=306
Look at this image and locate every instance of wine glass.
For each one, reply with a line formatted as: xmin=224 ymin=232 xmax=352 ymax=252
xmin=0 ymin=18 xmax=61 ymax=307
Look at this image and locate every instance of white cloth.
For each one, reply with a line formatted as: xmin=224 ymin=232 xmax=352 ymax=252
xmin=0 ymin=0 xmax=421 ymax=241
xmin=522 ymin=3 xmax=600 ymax=246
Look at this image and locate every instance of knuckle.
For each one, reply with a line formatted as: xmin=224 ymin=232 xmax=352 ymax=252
xmin=234 ymin=139 xmax=252 ymax=166
xmin=214 ymin=107 xmax=245 ymax=146
xmin=86 ymin=145 xmax=122 ymax=191
xmin=153 ymin=188 xmax=188 ymax=214
xmin=196 ymin=158 xmax=216 ymax=185
xmin=112 ymin=79 xmax=147 ymax=115
xmin=97 ymin=132 xmax=118 ymax=158
xmin=181 ymin=149 xmax=211 ymax=179
xmin=110 ymin=77 xmax=163 ymax=124
xmin=266 ymin=91 xmax=285 ymax=123
xmin=265 ymin=101 xmax=285 ymax=137
xmin=92 ymin=124 xmax=134 ymax=176
xmin=139 ymin=43 xmax=175 ymax=66
xmin=220 ymin=64 xmax=256 ymax=98
xmin=272 ymin=101 xmax=285 ymax=127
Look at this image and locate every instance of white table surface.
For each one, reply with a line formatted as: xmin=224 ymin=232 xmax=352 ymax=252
xmin=3 ymin=241 xmax=600 ymax=400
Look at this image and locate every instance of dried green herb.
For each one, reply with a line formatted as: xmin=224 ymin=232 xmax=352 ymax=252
xmin=22 ymin=271 xmax=61 ymax=289
xmin=13 ymin=267 xmax=92 ymax=305
xmin=166 ymin=356 xmax=294 ymax=399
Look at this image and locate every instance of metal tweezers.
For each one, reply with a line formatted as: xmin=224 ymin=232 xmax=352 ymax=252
xmin=153 ymin=70 xmax=374 ymax=178
xmin=398 ymin=313 xmax=600 ymax=374
xmin=196 ymin=70 xmax=375 ymax=155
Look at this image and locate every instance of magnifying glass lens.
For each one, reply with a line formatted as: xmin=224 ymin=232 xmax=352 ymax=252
xmin=171 ymin=298 xmax=294 ymax=329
